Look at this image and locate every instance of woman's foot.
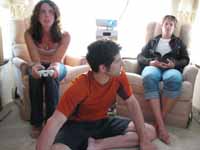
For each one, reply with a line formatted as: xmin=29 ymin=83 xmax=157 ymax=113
xmin=157 ymin=126 xmax=170 ymax=145
xmin=30 ymin=126 xmax=42 ymax=139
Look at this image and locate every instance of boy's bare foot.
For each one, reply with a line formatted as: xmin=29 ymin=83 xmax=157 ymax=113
xmin=87 ymin=137 xmax=103 ymax=150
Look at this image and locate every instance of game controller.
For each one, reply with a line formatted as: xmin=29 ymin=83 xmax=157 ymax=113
xmin=38 ymin=69 xmax=54 ymax=77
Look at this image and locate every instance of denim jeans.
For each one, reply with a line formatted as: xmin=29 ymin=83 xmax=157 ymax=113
xmin=29 ymin=63 xmax=67 ymax=127
xmin=141 ymin=66 xmax=183 ymax=100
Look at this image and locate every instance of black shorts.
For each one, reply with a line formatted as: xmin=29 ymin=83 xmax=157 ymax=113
xmin=54 ymin=116 xmax=131 ymax=150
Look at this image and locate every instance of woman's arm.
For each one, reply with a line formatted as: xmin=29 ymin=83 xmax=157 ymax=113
xmin=24 ymin=31 xmax=41 ymax=63
xmin=137 ymin=40 xmax=155 ymax=66
xmin=51 ymin=32 xmax=71 ymax=62
xmin=174 ymin=40 xmax=190 ymax=69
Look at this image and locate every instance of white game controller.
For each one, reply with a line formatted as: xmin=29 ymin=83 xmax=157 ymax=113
xmin=38 ymin=69 xmax=54 ymax=77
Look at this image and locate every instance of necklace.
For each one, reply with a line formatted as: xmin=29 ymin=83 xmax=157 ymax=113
xmin=44 ymin=43 xmax=49 ymax=50
xmin=42 ymin=37 xmax=52 ymax=50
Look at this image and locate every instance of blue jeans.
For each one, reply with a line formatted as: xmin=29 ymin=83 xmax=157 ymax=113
xmin=58 ymin=63 xmax=67 ymax=81
xmin=29 ymin=63 xmax=67 ymax=127
xmin=141 ymin=66 xmax=183 ymax=100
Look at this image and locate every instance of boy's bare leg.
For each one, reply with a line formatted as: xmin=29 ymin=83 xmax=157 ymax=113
xmin=51 ymin=143 xmax=71 ymax=150
xmin=87 ymin=122 xmax=156 ymax=150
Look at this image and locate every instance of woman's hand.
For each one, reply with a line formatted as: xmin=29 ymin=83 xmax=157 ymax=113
xmin=159 ymin=59 xmax=175 ymax=69
xmin=32 ymin=63 xmax=45 ymax=79
xmin=149 ymin=60 xmax=162 ymax=67
xmin=150 ymin=59 xmax=175 ymax=69
xmin=48 ymin=63 xmax=60 ymax=79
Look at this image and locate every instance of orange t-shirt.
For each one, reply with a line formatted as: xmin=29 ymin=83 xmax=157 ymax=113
xmin=57 ymin=70 xmax=132 ymax=121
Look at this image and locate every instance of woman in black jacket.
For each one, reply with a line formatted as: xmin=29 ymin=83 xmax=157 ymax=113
xmin=137 ymin=15 xmax=189 ymax=144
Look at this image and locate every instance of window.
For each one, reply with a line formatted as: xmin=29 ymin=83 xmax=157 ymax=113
xmin=191 ymin=9 xmax=200 ymax=65
xmin=43 ymin=0 xmax=172 ymax=57
xmin=0 ymin=7 xmax=12 ymax=60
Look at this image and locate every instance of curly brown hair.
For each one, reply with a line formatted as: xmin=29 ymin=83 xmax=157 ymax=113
xmin=28 ymin=0 xmax=62 ymax=43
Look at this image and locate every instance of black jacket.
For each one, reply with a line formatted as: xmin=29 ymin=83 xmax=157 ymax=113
xmin=137 ymin=34 xmax=190 ymax=73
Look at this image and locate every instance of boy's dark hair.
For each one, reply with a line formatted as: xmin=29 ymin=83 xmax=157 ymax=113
xmin=86 ymin=40 xmax=121 ymax=72
xmin=28 ymin=0 xmax=62 ymax=43
xmin=162 ymin=15 xmax=178 ymax=26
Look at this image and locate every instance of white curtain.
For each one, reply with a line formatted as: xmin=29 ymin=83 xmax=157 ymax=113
xmin=172 ymin=0 xmax=198 ymax=24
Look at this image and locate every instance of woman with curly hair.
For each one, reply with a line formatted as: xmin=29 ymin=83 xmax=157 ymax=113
xmin=24 ymin=0 xmax=89 ymax=138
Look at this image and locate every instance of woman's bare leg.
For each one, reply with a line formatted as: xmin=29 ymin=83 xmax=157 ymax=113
xmin=161 ymin=97 xmax=176 ymax=120
xmin=149 ymin=99 xmax=170 ymax=144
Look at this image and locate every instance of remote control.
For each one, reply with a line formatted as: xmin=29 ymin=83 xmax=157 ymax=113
xmin=38 ymin=69 xmax=54 ymax=77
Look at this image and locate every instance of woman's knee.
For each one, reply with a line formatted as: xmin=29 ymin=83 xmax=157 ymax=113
xmin=142 ymin=66 xmax=161 ymax=82
xmin=163 ymin=69 xmax=182 ymax=83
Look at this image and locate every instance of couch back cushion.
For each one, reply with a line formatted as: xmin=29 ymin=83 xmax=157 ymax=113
xmin=10 ymin=18 xmax=30 ymax=45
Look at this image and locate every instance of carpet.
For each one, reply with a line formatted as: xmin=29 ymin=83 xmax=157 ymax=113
xmin=0 ymin=102 xmax=200 ymax=150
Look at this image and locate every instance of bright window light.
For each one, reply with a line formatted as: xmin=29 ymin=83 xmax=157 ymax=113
xmin=50 ymin=0 xmax=171 ymax=57
xmin=191 ymin=9 xmax=200 ymax=64
xmin=0 ymin=7 xmax=12 ymax=60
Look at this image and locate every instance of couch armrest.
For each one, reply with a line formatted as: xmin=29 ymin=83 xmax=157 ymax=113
xmin=122 ymin=58 xmax=140 ymax=73
xmin=12 ymin=44 xmax=31 ymax=62
xmin=12 ymin=57 xmax=28 ymax=75
xmin=183 ymin=64 xmax=198 ymax=90
xmin=12 ymin=57 xmax=27 ymax=68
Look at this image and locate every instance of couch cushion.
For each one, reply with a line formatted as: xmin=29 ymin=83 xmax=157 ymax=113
xmin=145 ymin=22 xmax=156 ymax=43
xmin=10 ymin=19 xmax=27 ymax=44
xmin=123 ymin=59 xmax=139 ymax=73
xmin=126 ymin=72 xmax=144 ymax=94
xmin=179 ymin=24 xmax=191 ymax=49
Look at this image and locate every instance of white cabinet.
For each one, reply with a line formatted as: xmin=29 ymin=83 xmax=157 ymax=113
xmin=193 ymin=65 xmax=200 ymax=111
xmin=0 ymin=60 xmax=15 ymax=107
xmin=192 ymin=65 xmax=200 ymax=122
